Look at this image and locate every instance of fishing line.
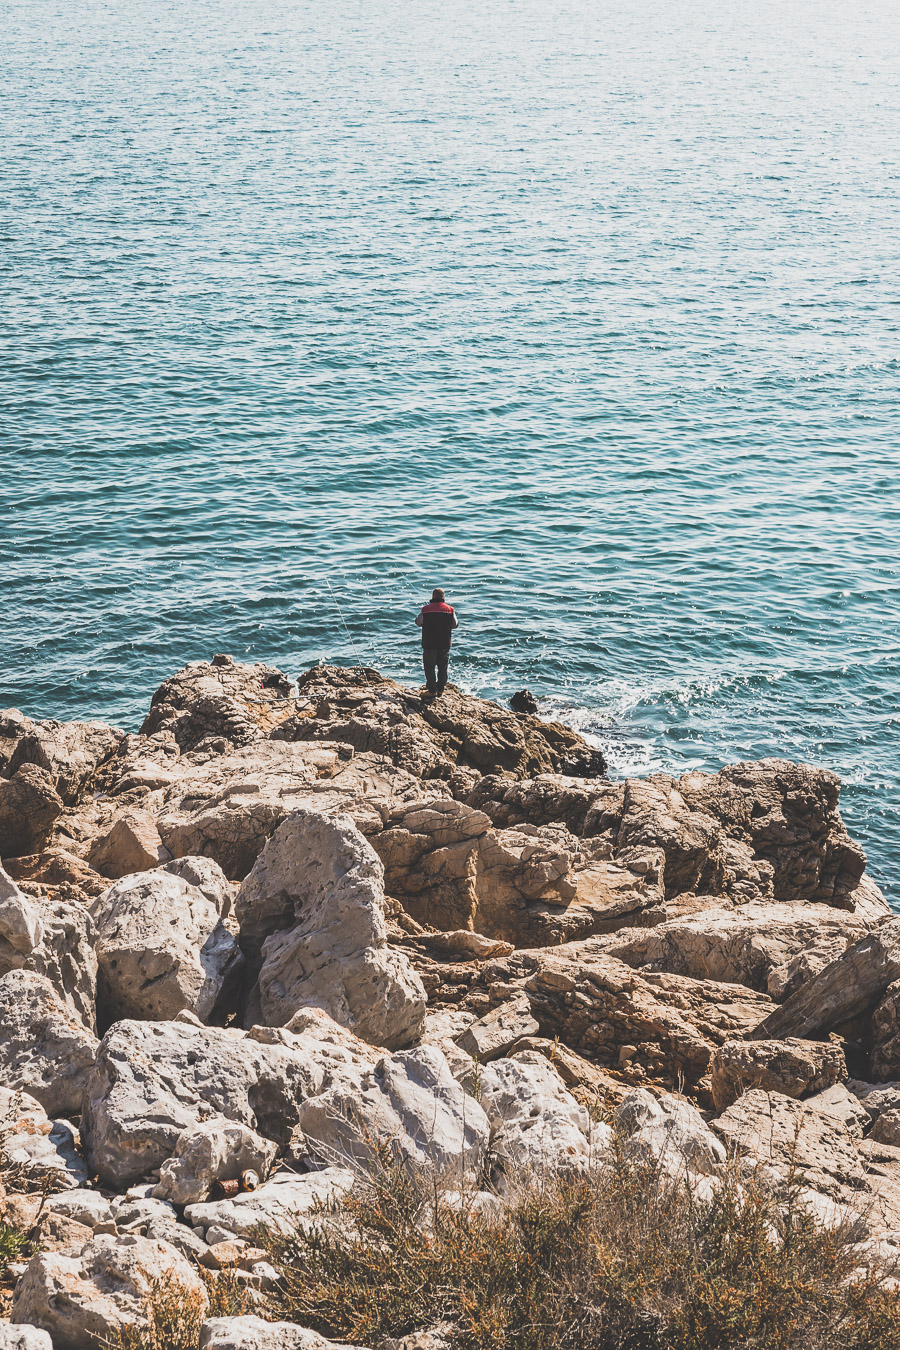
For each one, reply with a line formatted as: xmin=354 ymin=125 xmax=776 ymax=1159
xmin=322 ymin=577 xmax=372 ymax=685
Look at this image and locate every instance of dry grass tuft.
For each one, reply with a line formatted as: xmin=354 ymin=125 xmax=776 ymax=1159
xmin=266 ymin=1148 xmax=900 ymax=1350
xmin=105 ymin=1267 xmax=252 ymax=1350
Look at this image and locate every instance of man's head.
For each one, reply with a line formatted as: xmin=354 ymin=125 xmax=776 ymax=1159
xmin=431 ymin=588 xmax=445 ymax=603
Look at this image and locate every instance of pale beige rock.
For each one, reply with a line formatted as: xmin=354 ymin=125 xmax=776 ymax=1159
xmin=185 ymin=1168 xmax=355 ymax=1239
xmin=0 ymin=868 xmax=97 ymax=1027
xmin=91 ymin=869 xmax=242 ymax=1023
xmin=0 ymin=969 xmax=98 ymax=1117
xmin=298 ymin=1045 xmax=490 ymax=1184
xmin=154 ymin=1118 xmax=277 ymax=1205
xmin=199 ymin=1315 xmax=366 ymax=1350
xmin=6 ymin=716 xmax=124 ymax=805
xmin=709 ymin=1037 xmax=846 ymax=1111
xmin=238 ymin=809 xmax=425 ymax=1048
xmin=752 ymin=919 xmax=900 ymax=1042
xmin=88 ymin=810 xmax=171 ymax=879
xmin=11 ymin=1233 xmax=207 ymax=1350
xmin=155 ymin=738 xmax=432 ymax=879
xmin=617 ymin=1087 xmax=726 ymax=1176
xmin=81 ymin=1019 xmax=319 ymax=1188
xmin=3 ymin=1116 xmax=89 ymax=1191
xmin=481 ymin=937 xmax=775 ymax=1091
xmin=455 ymin=995 xmax=539 ymax=1062
xmin=478 ymin=1053 xmax=609 ymax=1187
xmin=0 ymin=1326 xmax=54 ymax=1350
xmin=712 ymin=1088 xmax=866 ymax=1202
xmin=605 ymin=902 xmax=871 ymax=995
xmin=0 ymin=765 xmax=64 ymax=858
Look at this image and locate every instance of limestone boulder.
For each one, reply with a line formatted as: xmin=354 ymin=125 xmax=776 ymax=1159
xmin=617 ymin=1087 xmax=726 ymax=1176
xmin=88 ymin=810 xmax=171 ymax=879
xmin=712 ymin=1088 xmax=867 ymax=1202
xmin=11 ymin=1233 xmax=207 ymax=1350
xmin=237 ymin=810 xmax=425 ymax=1048
xmin=199 ymin=1315 xmax=366 ymax=1350
xmin=478 ymin=1053 xmax=609 ymax=1187
xmin=455 ymin=995 xmax=539 ymax=1062
xmin=164 ymin=855 xmax=235 ymax=916
xmin=81 ymin=1019 xmax=320 ymax=1188
xmin=6 ymin=716 xmax=124 ymax=804
xmin=185 ymin=1168 xmax=355 ymax=1239
xmin=154 ymin=1119 xmax=278 ymax=1205
xmin=752 ymin=918 xmax=900 ymax=1042
xmin=3 ymin=1117 xmax=89 ymax=1190
xmin=0 ymin=868 xmax=97 ymax=1027
xmin=43 ymin=1190 xmax=116 ymax=1231
xmin=871 ymin=980 xmax=900 ymax=1081
xmin=614 ymin=777 xmax=729 ymax=898
xmin=0 ymin=969 xmax=98 ymax=1117
xmin=90 ymin=869 xmax=242 ymax=1024
xmin=0 ymin=1329 xmax=53 ymax=1350
xmin=678 ymin=759 xmax=867 ymax=906
xmin=297 ymin=1045 xmax=490 ymax=1184
xmin=374 ymin=798 xmax=664 ymax=945
xmin=0 ymin=765 xmax=64 ymax=858
xmin=709 ymin=1038 xmax=847 ymax=1111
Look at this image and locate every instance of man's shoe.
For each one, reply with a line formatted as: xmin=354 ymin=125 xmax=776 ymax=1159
xmin=436 ymin=684 xmax=446 ymax=694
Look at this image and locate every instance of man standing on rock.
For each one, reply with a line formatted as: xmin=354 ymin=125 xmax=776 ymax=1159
xmin=415 ymin=588 xmax=459 ymax=695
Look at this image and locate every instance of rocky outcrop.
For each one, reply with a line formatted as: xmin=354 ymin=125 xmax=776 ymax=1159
xmin=90 ymin=868 xmax=242 ymax=1025
xmin=237 ymin=810 xmax=425 ymax=1046
xmin=752 ymin=919 xmax=900 ymax=1042
xmin=2 ymin=656 xmax=898 ymax=1340
xmin=199 ymin=1316 xmax=364 ymax=1350
xmin=0 ymin=766 xmax=64 ymax=859
xmin=297 ymin=1045 xmax=490 ymax=1184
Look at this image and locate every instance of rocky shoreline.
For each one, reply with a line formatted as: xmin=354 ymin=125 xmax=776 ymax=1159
xmin=3 ymin=656 xmax=900 ymax=1347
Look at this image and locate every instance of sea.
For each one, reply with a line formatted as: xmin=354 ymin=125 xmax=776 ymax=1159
xmin=2 ymin=0 xmax=899 ymax=901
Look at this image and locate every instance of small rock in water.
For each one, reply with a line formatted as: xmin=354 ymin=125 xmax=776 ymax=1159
xmin=509 ymin=689 xmax=539 ymax=714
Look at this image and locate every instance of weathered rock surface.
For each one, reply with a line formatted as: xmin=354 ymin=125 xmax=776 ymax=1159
xmin=0 ymin=765 xmax=64 ymax=860
xmin=154 ymin=1118 xmax=278 ymax=1205
xmin=712 ymin=1088 xmax=867 ymax=1203
xmin=752 ymin=919 xmax=900 ymax=1043
xmin=709 ymin=1038 xmax=847 ymax=1111
xmin=0 ymin=867 xmax=97 ymax=1027
xmin=237 ymin=809 xmax=425 ymax=1047
xmin=155 ymin=740 xmax=430 ymax=880
xmin=455 ymin=995 xmax=539 ymax=1062
xmin=604 ymin=902 xmax=873 ymax=996
xmin=88 ymin=809 xmax=171 ymax=878
xmin=185 ymin=1168 xmax=355 ymax=1238
xmin=199 ymin=1316 xmax=366 ymax=1350
xmin=11 ymin=1233 xmax=207 ymax=1350
xmin=479 ymin=1053 xmax=608 ymax=1186
xmin=81 ymin=1019 xmax=319 ymax=1187
xmin=298 ymin=1045 xmax=490 ymax=1183
xmin=617 ymin=1087 xmax=726 ymax=1176
xmin=90 ymin=869 xmax=242 ymax=1024
xmin=479 ymin=938 xmax=774 ymax=1091
xmin=0 ymin=969 xmax=98 ymax=1117
xmin=4 ymin=715 xmax=124 ymax=805
xmin=0 ymin=1328 xmax=53 ymax=1350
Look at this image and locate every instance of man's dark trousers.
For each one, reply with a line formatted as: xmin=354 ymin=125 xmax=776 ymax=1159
xmin=423 ymin=647 xmax=449 ymax=692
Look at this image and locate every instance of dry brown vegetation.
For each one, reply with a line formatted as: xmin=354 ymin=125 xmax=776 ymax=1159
xmin=267 ymin=1150 xmax=900 ymax=1350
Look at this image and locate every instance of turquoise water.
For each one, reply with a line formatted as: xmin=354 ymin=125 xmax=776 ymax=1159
xmin=2 ymin=0 xmax=899 ymax=899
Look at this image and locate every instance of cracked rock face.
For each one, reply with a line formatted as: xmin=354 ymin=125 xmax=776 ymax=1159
xmin=90 ymin=868 xmax=243 ymax=1025
xmin=237 ymin=809 xmax=426 ymax=1048
xmin=0 ymin=969 xmax=99 ymax=1117
xmin=81 ymin=1019 xmax=321 ymax=1188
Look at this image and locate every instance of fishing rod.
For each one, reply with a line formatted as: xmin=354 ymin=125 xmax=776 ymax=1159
xmin=322 ymin=577 xmax=373 ymax=685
